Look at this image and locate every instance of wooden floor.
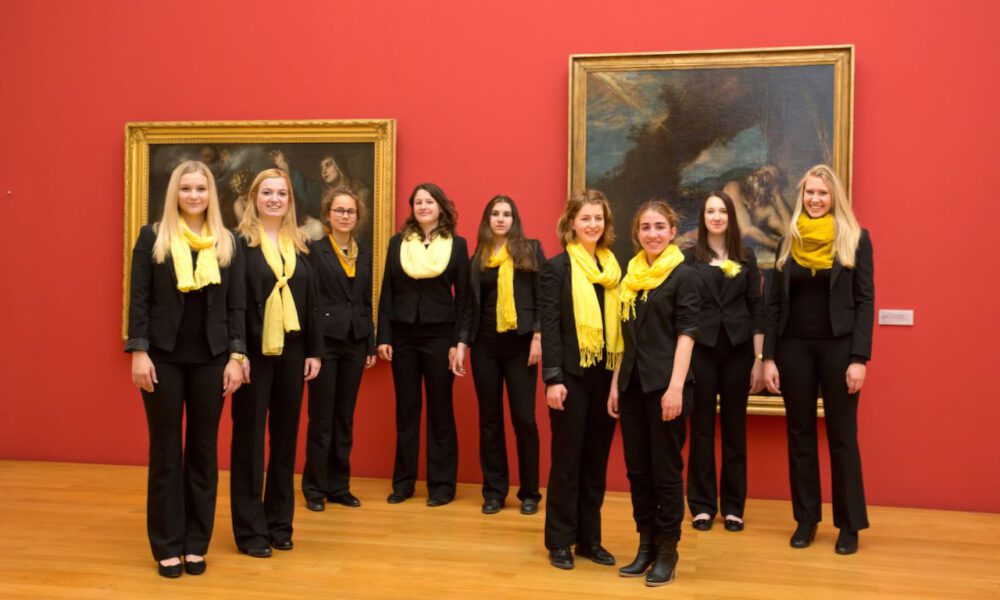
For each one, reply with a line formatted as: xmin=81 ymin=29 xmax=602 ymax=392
xmin=0 ymin=460 xmax=997 ymax=599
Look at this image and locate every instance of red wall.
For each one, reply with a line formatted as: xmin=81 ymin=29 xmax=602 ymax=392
xmin=2 ymin=0 xmax=998 ymax=513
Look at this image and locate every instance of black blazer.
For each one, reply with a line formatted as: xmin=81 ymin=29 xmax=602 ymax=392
xmin=306 ymin=237 xmax=375 ymax=355
xmin=376 ymin=233 xmax=470 ymax=345
xmin=684 ymin=248 xmax=764 ymax=348
xmin=240 ymin=236 xmax=322 ymax=358
xmin=459 ymin=239 xmax=545 ymax=344
xmin=126 ymin=224 xmax=246 ymax=356
xmin=763 ymin=229 xmax=875 ymax=362
xmin=617 ymin=264 xmax=700 ymax=394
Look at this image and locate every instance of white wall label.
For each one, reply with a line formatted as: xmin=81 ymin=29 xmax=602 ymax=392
xmin=878 ymin=309 xmax=914 ymax=326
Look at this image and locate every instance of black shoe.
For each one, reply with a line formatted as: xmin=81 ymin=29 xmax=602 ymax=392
xmin=549 ymin=547 xmax=574 ymax=570
xmin=184 ymin=558 xmax=206 ymax=575
xmin=835 ymin=529 xmax=859 ymax=555
xmin=271 ymin=539 xmax=294 ymax=551
xmin=426 ymin=496 xmax=454 ymax=507
xmin=724 ymin=517 xmax=745 ymax=532
xmin=305 ymin=498 xmax=325 ymax=512
xmin=575 ymin=543 xmax=616 ymax=565
xmin=645 ymin=538 xmax=678 ymax=587
xmin=157 ymin=560 xmax=183 ymax=578
xmin=790 ymin=522 xmax=818 ymax=549
xmin=691 ymin=517 xmax=713 ymax=531
xmin=520 ymin=498 xmax=539 ymax=515
xmin=387 ymin=491 xmax=411 ymax=504
xmin=241 ymin=546 xmax=272 ymax=558
xmin=328 ymin=492 xmax=361 ymax=508
xmin=482 ymin=498 xmax=503 ymax=514
xmin=618 ymin=531 xmax=656 ymax=577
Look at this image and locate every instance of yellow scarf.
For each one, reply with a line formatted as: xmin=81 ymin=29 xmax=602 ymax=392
xmin=566 ymin=242 xmax=623 ymax=369
xmin=259 ymin=226 xmax=301 ymax=356
xmin=718 ymin=259 xmax=742 ymax=278
xmin=171 ymin=222 xmax=220 ymax=292
xmin=330 ymin=234 xmax=359 ymax=278
xmin=486 ymin=243 xmax=517 ymax=332
xmin=619 ymin=244 xmax=684 ymax=321
xmin=400 ymin=233 xmax=453 ymax=279
xmin=792 ymin=213 xmax=836 ymax=274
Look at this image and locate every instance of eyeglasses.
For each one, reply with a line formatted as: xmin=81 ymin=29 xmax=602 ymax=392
xmin=331 ymin=208 xmax=358 ymax=218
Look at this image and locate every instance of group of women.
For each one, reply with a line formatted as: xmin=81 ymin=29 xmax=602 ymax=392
xmin=127 ymin=161 xmax=874 ymax=586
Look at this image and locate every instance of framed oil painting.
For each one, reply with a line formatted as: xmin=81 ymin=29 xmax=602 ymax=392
xmin=122 ymin=119 xmax=396 ymax=337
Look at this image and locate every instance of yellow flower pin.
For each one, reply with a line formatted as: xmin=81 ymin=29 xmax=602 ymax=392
xmin=718 ymin=259 xmax=741 ymax=278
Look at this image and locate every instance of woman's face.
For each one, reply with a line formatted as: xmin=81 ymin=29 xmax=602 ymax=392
xmin=177 ymin=172 xmax=210 ymax=218
xmin=255 ymin=177 xmax=290 ymax=220
xmin=489 ymin=201 xmax=513 ymax=238
xmin=320 ymin=157 xmax=341 ymax=184
xmin=412 ymin=189 xmax=441 ymax=229
xmin=572 ymin=202 xmax=605 ymax=246
xmin=802 ymin=176 xmax=832 ymax=218
xmin=704 ymin=196 xmax=729 ymax=235
xmin=637 ymin=209 xmax=676 ymax=260
xmin=328 ymin=194 xmax=358 ymax=235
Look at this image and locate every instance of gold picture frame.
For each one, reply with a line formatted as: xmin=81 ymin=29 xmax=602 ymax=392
xmin=122 ymin=119 xmax=396 ymax=338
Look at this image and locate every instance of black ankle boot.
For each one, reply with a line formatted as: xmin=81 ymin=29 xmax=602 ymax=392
xmin=618 ymin=530 xmax=656 ymax=577
xmin=645 ymin=538 xmax=678 ymax=587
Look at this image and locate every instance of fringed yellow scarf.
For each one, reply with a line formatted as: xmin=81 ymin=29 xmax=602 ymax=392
xmin=259 ymin=226 xmax=301 ymax=356
xmin=792 ymin=213 xmax=836 ymax=274
xmin=400 ymin=233 xmax=453 ymax=279
xmin=619 ymin=244 xmax=684 ymax=321
xmin=718 ymin=259 xmax=742 ymax=278
xmin=171 ymin=222 xmax=220 ymax=292
xmin=566 ymin=242 xmax=622 ymax=369
xmin=486 ymin=243 xmax=517 ymax=332
xmin=330 ymin=234 xmax=359 ymax=278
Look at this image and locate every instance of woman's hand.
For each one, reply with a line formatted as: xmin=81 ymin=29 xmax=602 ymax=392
xmin=607 ymin=386 xmax=620 ymax=419
xmin=365 ymin=355 xmax=377 ymax=369
xmin=223 ymin=359 xmax=243 ymax=396
xmin=527 ymin=334 xmax=542 ymax=366
xmin=304 ymin=357 xmax=322 ymax=381
xmin=749 ymin=358 xmax=765 ymax=394
xmin=377 ymin=344 xmax=393 ymax=361
xmin=846 ymin=362 xmax=867 ymax=394
xmin=763 ymin=360 xmax=781 ymax=394
xmin=661 ymin=385 xmax=683 ymax=421
xmin=546 ymin=384 xmax=568 ymax=410
xmin=450 ymin=343 xmax=467 ymax=377
xmin=131 ymin=351 xmax=157 ymax=393
xmin=241 ymin=360 xmax=251 ymax=384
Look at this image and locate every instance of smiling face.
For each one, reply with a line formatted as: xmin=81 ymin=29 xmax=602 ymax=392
xmin=328 ymin=193 xmax=358 ymax=235
xmin=255 ymin=176 xmax=290 ymax=220
xmin=572 ymin=202 xmax=605 ymax=247
xmin=489 ymin=201 xmax=513 ymax=238
xmin=637 ymin=208 xmax=676 ymax=261
xmin=177 ymin=172 xmax=210 ymax=219
xmin=802 ymin=176 xmax=832 ymax=218
xmin=704 ymin=195 xmax=729 ymax=236
xmin=412 ymin=188 xmax=441 ymax=230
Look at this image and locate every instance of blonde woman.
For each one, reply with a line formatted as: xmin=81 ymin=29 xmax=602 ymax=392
xmin=763 ymin=165 xmax=874 ymax=555
xmin=125 ymin=160 xmax=245 ymax=577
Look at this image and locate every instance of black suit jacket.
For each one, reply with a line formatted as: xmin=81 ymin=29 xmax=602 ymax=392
xmin=459 ymin=239 xmax=545 ymax=344
xmin=306 ymin=237 xmax=376 ymax=355
xmin=684 ymin=248 xmax=764 ymax=348
xmin=376 ymin=233 xmax=470 ymax=345
xmin=240 ymin=236 xmax=322 ymax=358
xmin=616 ymin=264 xmax=700 ymax=393
xmin=763 ymin=229 xmax=875 ymax=362
xmin=126 ymin=224 xmax=246 ymax=356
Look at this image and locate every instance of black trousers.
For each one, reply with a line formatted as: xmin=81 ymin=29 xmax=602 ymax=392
xmin=470 ymin=331 xmax=541 ymax=502
xmin=302 ymin=336 xmax=367 ymax=501
xmin=141 ymin=360 xmax=225 ymax=560
xmin=776 ymin=335 xmax=869 ymax=531
xmin=619 ymin=371 xmax=689 ymax=542
xmin=544 ymin=366 xmax=616 ymax=549
xmin=687 ymin=332 xmax=753 ymax=519
xmin=390 ymin=328 xmax=458 ymax=500
xmin=230 ymin=336 xmax=306 ymax=549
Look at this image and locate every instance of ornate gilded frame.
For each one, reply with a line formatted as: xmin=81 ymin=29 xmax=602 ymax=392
xmin=122 ymin=119 xmax=396 ymax=338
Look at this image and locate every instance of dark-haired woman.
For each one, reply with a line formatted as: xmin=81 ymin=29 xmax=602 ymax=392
xmin=608 ymin=200 xmax=698 ymax=586
xmin=127 ymin=160 xmax=245 ymax=578
xmin=457 ymin=195 xmax=545 ymax=516
xmin=685 ymin=191 xmax=764 ymax=533
xmin=763 ymin=165 xmax=874 ymax=555
xmin=377 ymin=183 xmax=469 ymax=506
xmin=302 ymin=188 xmax=377 ymax=512
xmin=541 ymin=190 xmax=621 ymax=570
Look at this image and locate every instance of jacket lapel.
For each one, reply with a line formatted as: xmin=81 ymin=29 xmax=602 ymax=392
xmin=321 ymin=238 xmax=352 ymax=297
xmin=830 ymin=261 xmax=843 ymax=291
xmin=699 ymin=262 xmax=723 ymax=306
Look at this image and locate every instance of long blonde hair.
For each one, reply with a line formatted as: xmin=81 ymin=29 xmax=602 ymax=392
xmin=776 ymin=164 xmax=861 ymax=270
xmin=236 ymin=168 xmax=309 ymax=253
xmin=152 ymin=161 xmax=234 ymax=266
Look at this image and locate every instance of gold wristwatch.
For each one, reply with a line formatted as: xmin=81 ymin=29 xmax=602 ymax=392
xmin=229 ymin=352 xmax=247 ymax=365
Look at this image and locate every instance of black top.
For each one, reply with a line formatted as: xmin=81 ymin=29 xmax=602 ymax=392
xmin=306 ymin=236 xmax=376 ymax=356
xmin=478 ymin=267 xmax=499 ymax=334
xmin=785 ymin=261 xmax=833 ymax=338
xmin=683 ymin=248 xmax=764 ymax=349
xmin=460 ymin=240 xmax=546 ymax=344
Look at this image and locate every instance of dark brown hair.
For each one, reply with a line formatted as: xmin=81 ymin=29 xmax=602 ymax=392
xmin=401 ymin=182 xmax=457 ymax=239
xmin=319 ymin=187 xmax=368 ymax=233
xmin=630 ymin=200 xmax=679 ymax=251
xmin=556 ymin=189 xmax=615 ymax=249
xmin=694 ymin=191 xmax=747 ymax=262
xmin=471 ymin=195 xmax=539 ymax=272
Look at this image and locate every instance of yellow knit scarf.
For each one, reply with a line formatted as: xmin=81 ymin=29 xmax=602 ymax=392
xmin=566 ymin=242 xmax=623 ymax=369
xmin=619 ymin=244 xmax=684 ymax=321
xmin=259 ymin=226 xmax=301 ymax=356
xmin=792 ymin=213 xmax=836 ymax=274
xmin=486 ymin=243 xmax=517 ymax=332
xmin=171 ymin=221 xmax=221 ymax=292
xmin=330 ymin=234 xmax=359 ymax=278
xmin=400 ymin=233 xmax=453 ymax=279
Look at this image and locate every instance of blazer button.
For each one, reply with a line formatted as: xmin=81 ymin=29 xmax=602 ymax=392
xmin=325 ymin=313 xmax=331 ymax=317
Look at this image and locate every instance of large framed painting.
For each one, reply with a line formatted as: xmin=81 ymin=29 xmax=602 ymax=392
xmin=570 ymin=46 xmax=853 ymax=415
xmin=122 ymin=119 xmax=396 ymax=337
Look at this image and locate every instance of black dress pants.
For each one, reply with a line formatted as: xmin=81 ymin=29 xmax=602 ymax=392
xmin=230 ymin=336 xmax=306 ymax=549
xmin=390 ymin=327 xmax=458 ymax=500
xmin=302 ymin=336 xmax=367 ymax=501
xmin=619 ymin=371 xmax=689 ymax=542
xmin=470 ymin=331 xmax=541 ymax=502
xmin=141 ymin=360 xmax=225 ymax=560
xmin=687 ymin=332 xmax=753 ymax=519
xmin=544 ymin=366 xmax=616 ymax=549
xmin=776 ymin=335 xmax=869 ymax=531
